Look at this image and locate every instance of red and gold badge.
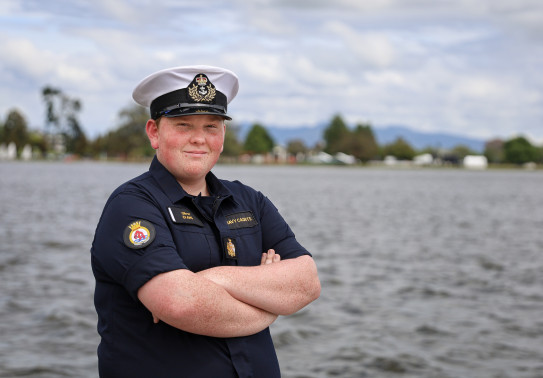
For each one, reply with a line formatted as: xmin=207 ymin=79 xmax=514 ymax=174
xmin=123 ymin=220 xmax=156 ymax=249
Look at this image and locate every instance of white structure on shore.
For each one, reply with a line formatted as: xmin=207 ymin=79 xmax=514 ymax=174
xmin=413 ymin=153 xmax=434 ymax=166
xmin=463 ymin=155 xmax=488 ymax=169
xmin=0 ymin=142 xmax=18 ymax=160
xmin=308 ymin=151 xmax=334 ymax=164
xmin=21 ymin=144 xmax=32 ymax=161
xmin=334 ymin=152 xmax=356 ymax=165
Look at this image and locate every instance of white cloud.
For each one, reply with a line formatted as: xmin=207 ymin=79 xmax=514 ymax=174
xmin=452 ymin=76 xmax=504 ymax=99
xmin=324 ymin=22 xmax=396 ymax=68
xmin=0 ymin=0 xmax=542 ymax=142
xmin=0 ymin=0 xmax=21 ymax=13
xmin=365 ymin=70 xmax=407 ymax=87
xmin=234 ymin=53 xmax=286 ymax=84
xmin=94 ymin=0 xmax=147 ymax=25
xmin=1 ymin=37 xmax=56 ymax=79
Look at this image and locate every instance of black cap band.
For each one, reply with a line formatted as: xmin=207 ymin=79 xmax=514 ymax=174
xmin=150 ymin=73 xmax=229 ymax=120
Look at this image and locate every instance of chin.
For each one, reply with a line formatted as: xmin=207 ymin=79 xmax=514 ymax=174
xmin=183 ymin=164 xmax=212 ymax=176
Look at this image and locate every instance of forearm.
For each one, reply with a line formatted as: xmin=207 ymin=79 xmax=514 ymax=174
xmin=197 ymin=255 xmax=321 ymax=315
xmin=138 ymin=269 xmax=277 ymax=337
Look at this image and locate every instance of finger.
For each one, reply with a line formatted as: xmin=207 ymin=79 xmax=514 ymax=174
xmin=261 ymin=252 xmax=268 ymax=265
xmin=153 ymin=314 xmax=160 ymax=324
xmin=265 ymin=249 xmax=275 ymax=264
xmin=273 ymin=253 xmax=281 ymax=262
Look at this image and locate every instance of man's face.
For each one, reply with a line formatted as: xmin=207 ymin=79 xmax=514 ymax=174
xmin=146 ymin=114 xmax=225 ymax=186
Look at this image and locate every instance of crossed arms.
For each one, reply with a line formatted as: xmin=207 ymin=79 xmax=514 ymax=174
xmin=137 ymin=250 xmax=321 ymax=338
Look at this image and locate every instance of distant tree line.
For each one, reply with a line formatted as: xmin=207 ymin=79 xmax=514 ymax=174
xmin=1 ymin=86 xmax=542 ymax=166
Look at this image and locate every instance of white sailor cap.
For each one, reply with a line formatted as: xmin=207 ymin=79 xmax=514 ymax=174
xmin=132 ymin=65 xmax=239 ymax=120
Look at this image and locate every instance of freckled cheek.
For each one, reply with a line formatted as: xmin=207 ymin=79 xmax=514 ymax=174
xmin=211 ymin=143 xmax=223 ymax=153
xmin=161 ymin=138 xmax=186 ymax=163
xmin=209 ymin=135 xmax=225 ymax=153
xmin=164 ymin=135 xmax=188 ymax=151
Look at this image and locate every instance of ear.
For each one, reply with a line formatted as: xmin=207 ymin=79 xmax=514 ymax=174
xmin=220 ymin=122 xmax=226 ymax=153
xmin=146 ymin=119 xmax=159 ymax=149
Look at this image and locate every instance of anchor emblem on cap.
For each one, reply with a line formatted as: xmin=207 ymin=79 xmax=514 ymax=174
xmin=188 ymin=74 xmax=216 ymax=102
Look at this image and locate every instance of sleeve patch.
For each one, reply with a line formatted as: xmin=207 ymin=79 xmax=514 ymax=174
xmin=123 ymin=219 xmax=156 ymax=249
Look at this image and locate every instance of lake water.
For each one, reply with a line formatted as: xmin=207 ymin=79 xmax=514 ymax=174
xmin=1 ymin=161 xmax=542 ymax=378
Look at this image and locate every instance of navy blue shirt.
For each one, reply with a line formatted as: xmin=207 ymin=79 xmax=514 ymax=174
xmin=91 ymin=157 xmax=310 ymax=377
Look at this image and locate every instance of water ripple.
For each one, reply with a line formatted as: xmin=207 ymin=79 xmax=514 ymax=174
xmin=1 ymin=163 xmax=543 ymax=377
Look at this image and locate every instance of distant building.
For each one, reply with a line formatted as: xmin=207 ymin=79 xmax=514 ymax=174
xmin=384 ymin=155 xmax=397 ymax=166
xmin=6 ymin=142 xmax=17 ymax=160
xmin=21 ymin=144 xmax=32 ymax=161
xmin=334 ymin=152 xmax=356 ymax=165
xmin=308 ymin=151 xmax=334 ymax=164
xmin=463 ymin=155 xmax=488 ymax=169
xmin=272 ymin=145 xmax=288 ymax=163
xmin=413 ymin=153 xmax=433 ymax=166
xmin=523 ymin=162 xmax=537 ymax=170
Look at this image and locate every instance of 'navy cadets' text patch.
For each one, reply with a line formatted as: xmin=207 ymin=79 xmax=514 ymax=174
xmin=225 ymin=211 xmax=258 ymax=229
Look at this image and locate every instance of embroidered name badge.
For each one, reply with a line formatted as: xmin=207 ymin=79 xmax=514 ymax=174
xmin=168 ymin=206 xmax=204 ymax=227
xmin=225 ymin=211 xmax=258 ymax=230
xmin=223 ymin=237 xmax=237 ymax=260
xmin=123 ymin=220 xmax=156 ymax=249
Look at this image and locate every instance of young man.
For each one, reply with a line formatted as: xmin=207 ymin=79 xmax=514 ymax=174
xmin=91 ymin=65 xmax=320 ymax=377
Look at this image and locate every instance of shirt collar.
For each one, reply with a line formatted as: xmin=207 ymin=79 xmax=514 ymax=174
xmin=149 ymin=156 xmax=233 ymax=204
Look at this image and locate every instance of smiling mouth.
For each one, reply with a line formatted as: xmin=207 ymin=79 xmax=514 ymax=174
xmin=184 ymin=151 xmax=207 ymax=156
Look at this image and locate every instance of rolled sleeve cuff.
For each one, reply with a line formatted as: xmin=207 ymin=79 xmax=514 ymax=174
xmin=123 ymin=247 xmax=188 ymax=302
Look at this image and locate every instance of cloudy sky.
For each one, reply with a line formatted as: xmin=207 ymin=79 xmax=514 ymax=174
xmin=1 ymin=0 xmax=542 ymax=143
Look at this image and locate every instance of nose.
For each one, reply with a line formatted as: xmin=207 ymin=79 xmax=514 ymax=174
xmin=189 ymin=128 xmax=205 ymax=144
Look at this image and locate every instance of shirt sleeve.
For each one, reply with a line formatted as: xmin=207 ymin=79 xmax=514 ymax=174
xmin=91 ymin=188 xmax=187 ymax=302
xmin=258 ymin=192 xmax=311 ymax=260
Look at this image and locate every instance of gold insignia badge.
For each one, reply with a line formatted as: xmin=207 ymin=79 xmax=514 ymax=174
xmin=226 ymin=238 xmax=236 ymax=258
xmin=188 ymin=74 xmax=216 ymax=102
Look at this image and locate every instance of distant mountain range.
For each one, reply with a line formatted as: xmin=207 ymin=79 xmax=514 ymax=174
xmin=236 ymin=122 xmax=486 ymax=153
xmin=373 ymin=125 xmax=486 ymax=152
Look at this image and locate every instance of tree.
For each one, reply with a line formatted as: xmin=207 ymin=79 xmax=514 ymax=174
xmin=286 ymin=139 xmax=308 ymax=155
xmin=418 ymin=146 xmax=440 ymax=157
xmin=450 ymin=144 xmax=476 ymax=160
xmin=323 ymin=114 xmax=350 ymax=154
xmin=344 ymin=123 xmax=379 ymax=162
xmin=99 ymin=105 xmax=153 ymax=159
xmin=2 ymin=109 xmax=29 ymax=152
xmin=484 ymin=139 xmax=504 ymax=164
xmin=382 ymin=137 xmax=416 ymax=160
xmin=42 ymin=86 xmax=61 ymax=134
xmin=503 ymin=136 xmax=539 ymax=165
xmin=64 ymin=99 xmax=88 ymax=155
xmin=41 ymin=86 xmax=87 ymax=155
xmin=28 ymin=130 xmax=47 ymax=157
xmin=537 ymin=146 xmax=543 ymax=164
xmin=244 ymin=123 xmax=274 ymax=154
xmin=222 ymin=123 xmax=242 ymax=157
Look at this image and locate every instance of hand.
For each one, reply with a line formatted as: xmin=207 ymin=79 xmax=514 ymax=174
xmin=261 ymin=249 xmax=281 ymax=265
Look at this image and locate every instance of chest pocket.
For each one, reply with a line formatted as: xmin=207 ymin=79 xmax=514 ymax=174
xmin=225 ymin=211 xmax=262 ymax=266
xmin=168 ymin=206 xmax=220 ymax=272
